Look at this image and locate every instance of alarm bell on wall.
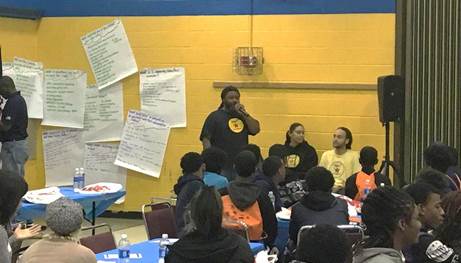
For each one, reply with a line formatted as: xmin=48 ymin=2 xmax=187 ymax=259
xmin=233 ymin=47 xmax=264 ymax=75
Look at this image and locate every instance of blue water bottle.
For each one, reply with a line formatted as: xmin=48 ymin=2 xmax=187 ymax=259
xmin=118 ymin=234 xmax=130 ymax=263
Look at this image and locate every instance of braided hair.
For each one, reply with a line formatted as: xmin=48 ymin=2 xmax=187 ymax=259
xmin=218 ymin=86 xmax=240 ymax=110
xmin=435 ymin=191 xmax=461 ymax=244
xmin=359 ymin=186 xmax=415 ymax=250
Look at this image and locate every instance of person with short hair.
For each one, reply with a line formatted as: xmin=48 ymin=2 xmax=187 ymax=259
xmin=201 ymin=147 xmax=229 ymax=190
xmin=284 ymin=123 xmax=318 ymax=183
xmin=353 ymin=187 xmax=421 ymax=263
xmin=200 ymin=86 xmax=260 ymax=180
xmin=254 ymin=156 xmax=286 ymax=212
xmin=0 ymin=76 xmax=29 ymax=177
xmin=20 ymin=198 xmax=96 ymax=263
xmin=345 ymin=146 xmax=391 ymax=201
xmin=293 ymin=224 xmax=350 ymax=263
xmin=319 ymin=127 xmax=361 ymax=192
xmin=403 ymin=183 xmax=459 ymax=263
xmin=424 ymin=142 xmax=459 ymax=191
xmin=166 ymin=186 xmax=254 ymax=263
xmin=220 ymin=150 xmax=277 ymax=246
xmin=268 ymin=143 xmax=289 ymax=165
xmin=242 ymin=143 xmax=264 ymax=175
xmin=415 ymin=167 xmax=451 ymax=195
xmin=289 ymin=167 xmax=349 ymax=245
xmin=173 ymin=152 xmax=206 ymax=235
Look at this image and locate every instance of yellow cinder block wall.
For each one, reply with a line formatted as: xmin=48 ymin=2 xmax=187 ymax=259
xmin=0 ymin=14 xmax=395 ymax=211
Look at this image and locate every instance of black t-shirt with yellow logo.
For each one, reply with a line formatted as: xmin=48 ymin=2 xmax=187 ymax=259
xmin=200 ymin=109 xmax=250 ymax=166
xmin=284 ymin=141 xmax=318 ymax=182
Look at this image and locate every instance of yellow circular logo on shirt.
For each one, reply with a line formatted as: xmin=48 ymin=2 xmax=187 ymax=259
xmin=228 ymin=118 xmax=244 ymax=133
xmin=286 ymin=154 xmax=300 ymax=168
xmin=330 ymin=161 xmax=345 ymax=177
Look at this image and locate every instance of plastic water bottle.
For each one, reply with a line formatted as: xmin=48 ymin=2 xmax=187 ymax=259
xmin=79 ymin=167 xmax=85 ymax=189
xmin=73 ymin=168 xmax=80 ymax=191
xmin=158 ymin=233 xmax=170 ymax=263
xmin=118 ymin=234 xmax=130 ymax=263
xmin=362 ymin=179 xmax=372 ymax=201
xmin=268 ymin=191 xmax=276 ymax=208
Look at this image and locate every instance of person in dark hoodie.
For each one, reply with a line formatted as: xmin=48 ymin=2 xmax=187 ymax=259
xmin=403 ymin=183 xmax=460 ymax=263
xmin=173 ymin=152 xmax=206 ymax=236
xmin=254 ymin=156 xmax=286 ymax=212
xmin=166 ymin=186 xmax=253 ymax=263
xmin=345 ymin=146 xmax=391 ymax=201
xmin=220 ymin=150 xmax=278 ymax=246
xmin=353 ymin=187 xmax=421 ymax=263
xmin=284 ymin=123 xmax=318 ymax=183
xmin=289 ymin=166 xmax=349 ymax=245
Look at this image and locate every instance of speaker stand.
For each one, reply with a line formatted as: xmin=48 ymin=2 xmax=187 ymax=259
xmin=377 ymin=122 xmax=404 ymax=187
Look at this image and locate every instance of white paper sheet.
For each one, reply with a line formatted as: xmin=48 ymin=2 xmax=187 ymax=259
xmin=43 ymin=129 xmax=85 ymax=186
xmin=114 ymin=110 xmax=170 ymax=178
xmin=84 ymin=143 xmax=127 ymax=203
xmin=83 ymin=83 xmax=124 ymax=142
xmin=42 ymin=69 xmax=87 ymax=128
xmin=81 ymin=19 xmax=138 ymax=90
xmin=140 ymin=67 xmax=187 ymax=128
xmin=1 ymin=58 xmax=44 ymax=119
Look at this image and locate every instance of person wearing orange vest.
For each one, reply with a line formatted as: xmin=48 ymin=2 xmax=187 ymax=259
xmin=345 ymin=146 xmax=391 ymax=201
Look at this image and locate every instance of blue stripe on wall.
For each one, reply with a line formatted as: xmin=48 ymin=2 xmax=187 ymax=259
xmin=0 ymin=0 xmax=395 ymax=17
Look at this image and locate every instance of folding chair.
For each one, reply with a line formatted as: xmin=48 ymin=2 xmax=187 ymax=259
xmin=222 ymin=218 xmax=250 ymax=242
xmin=79 ymin=223 xmax=116 ymax=254
xmin=142 ymin=201 xmax=177 ymax=240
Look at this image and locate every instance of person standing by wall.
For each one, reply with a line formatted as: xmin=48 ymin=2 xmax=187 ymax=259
xmin=0 ymin=76 xmax=28 ymax=177
xmin=200 ymin=86 xmax=260 ymax=180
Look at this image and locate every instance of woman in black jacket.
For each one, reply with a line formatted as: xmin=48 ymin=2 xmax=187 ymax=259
xmin=166 ymin=186 xmax=254 ymax=263
xmin=284 ymin=123 xmax=318 ymax=182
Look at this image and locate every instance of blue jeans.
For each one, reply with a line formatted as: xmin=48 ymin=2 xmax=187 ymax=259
xmin=0 ymin=140 xmax=28 ymax=177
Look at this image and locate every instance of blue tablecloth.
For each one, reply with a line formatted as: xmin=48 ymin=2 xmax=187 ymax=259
xmin=17 ymin=187 xmax=126 ymax=222
xmin=96 ymin=239 xmax=265 ymax=262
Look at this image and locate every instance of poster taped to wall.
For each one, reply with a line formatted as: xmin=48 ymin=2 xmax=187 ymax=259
xmin=83 ymin=83 xmax=124 ymax=142
xmin=114 ymin=110 xmax=170 ymax=178
xmin=84 ymin=143 xmax=127 ymax=203
xmin=42 ymin=70 xmax=87 ymax=128
xmin=81 ymin=19 xmax=138 ymax=90
xmin=43 ymin=129 xmax=84 ymax=186
xmin=140 ymin=67 xmax=186 ymax=128
xmin=2 ymin=58 xmax=44 ymax=119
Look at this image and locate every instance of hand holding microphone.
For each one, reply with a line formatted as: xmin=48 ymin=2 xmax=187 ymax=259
xmin=235 ymin=103 xmax=250 ymax=117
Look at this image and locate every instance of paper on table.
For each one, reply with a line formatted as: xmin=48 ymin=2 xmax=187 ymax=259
xmin=114 ymin=110 xmax=170 ymax=178
xmin=81 ymin=19 xmax=138 ymax=90
xmin=84 ymin=143 xmax=127 ymax=203
xmin=140 ymin=67 xmax=186 ymax=128
xmin=43 ymin=129 xmax=84 ymax=186
xmin=83 ymin=83 xmax=124 ymax=142
xmin=42 ymin=70 xmax=87 ymax=128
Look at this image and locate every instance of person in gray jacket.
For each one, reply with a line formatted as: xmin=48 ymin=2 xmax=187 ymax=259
xmin=353 ymin=187 xmax=422 ymax=263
